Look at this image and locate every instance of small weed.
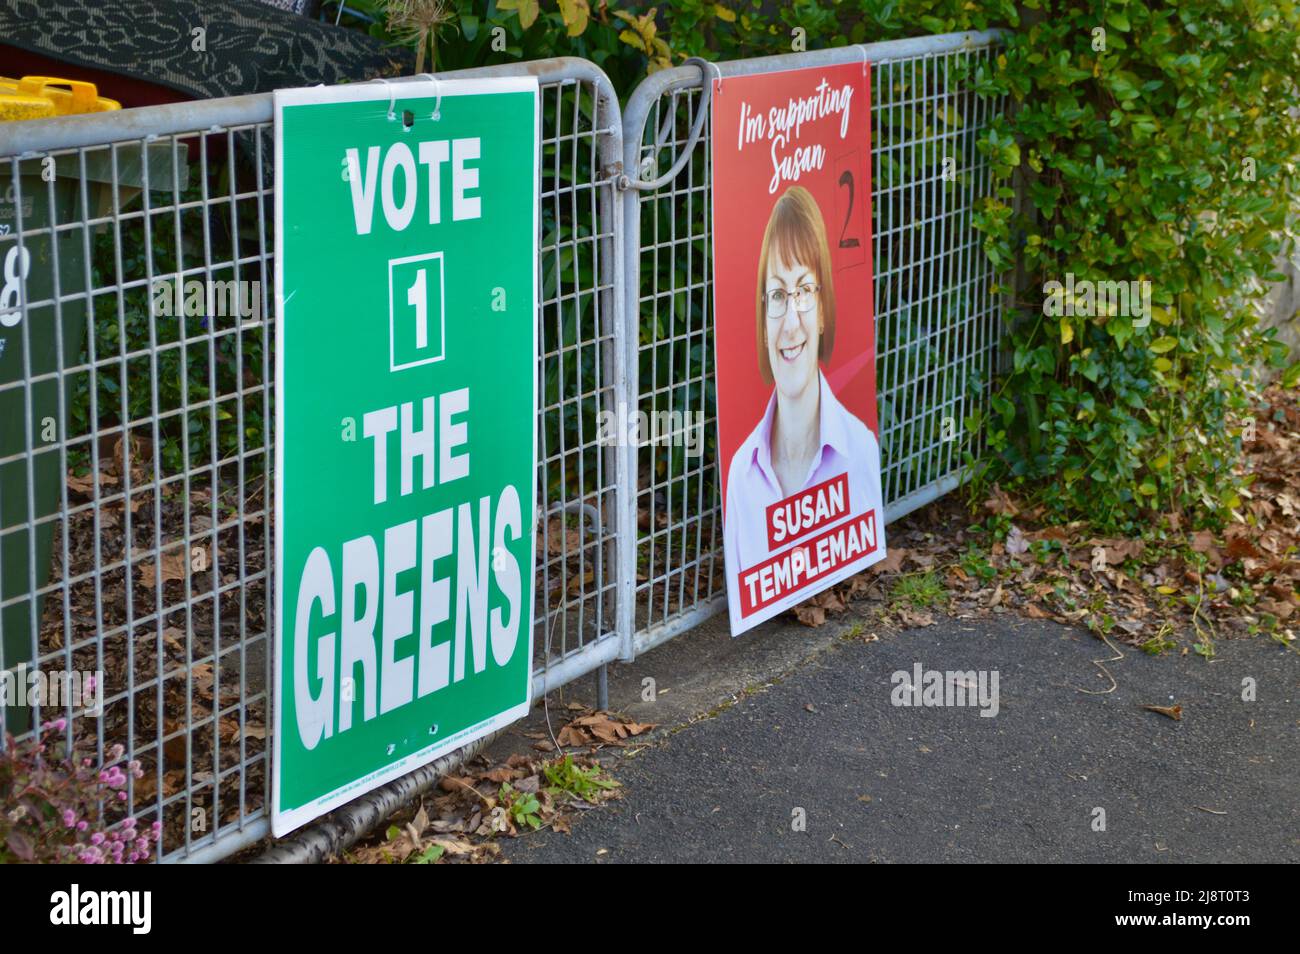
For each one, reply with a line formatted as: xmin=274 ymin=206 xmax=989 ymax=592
xmin=960 ymin=544 xmax=998 ymax=583
xmin=1140 ymin=633 xmax=1177 ymax=655
xmin=890 ymin=570 xmax=945 ymax=609
xmin=498 ymin=783 xmax=544 ymax=831
xmin=411 ymin=843 xmax=445 ymax=864
xmin=543 ymin=754 xmax=619 ymax=804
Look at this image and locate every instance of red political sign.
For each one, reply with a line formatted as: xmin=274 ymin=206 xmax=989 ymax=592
xmin=711 ymin=61 xmax=888 ymax=635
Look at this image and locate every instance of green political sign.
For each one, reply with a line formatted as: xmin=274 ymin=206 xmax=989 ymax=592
xmin=272 ymin=78 xmax=539 ymax=835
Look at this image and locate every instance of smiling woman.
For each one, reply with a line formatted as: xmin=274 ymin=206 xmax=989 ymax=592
xmin=720 ymin=179 xmax=886 ymax=634
xmin=751 ymin=186 xmax=838 ymax=498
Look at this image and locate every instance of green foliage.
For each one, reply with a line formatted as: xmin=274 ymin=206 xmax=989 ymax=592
xmin=542 ymin=753 xmax=619 ymax=801
xmin=411 ymin=842 xmax=446 ymax=863
xmin=889 ymin=569 xmax=945 ymax=608
xmin=1140 ymin=632 xmax=1176 ymax=655
xmin=342 ymin=1 xmax=1300 ymax=535
xmin=498 ymin=782 xmax=544 ymax=828
xmin=960 ymin=0 xmax=1300 ymax=531
xmin=960 ymin=542 xmax=998 ymax=582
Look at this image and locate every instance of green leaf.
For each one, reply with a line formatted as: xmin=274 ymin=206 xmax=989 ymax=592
xmin=1149 ymin=336 xmax=1178 ymax=354
xmin=412 ymin=844 xmax=445 ymax=864
xmin=497 ymin=0 xmax=539 ymax=29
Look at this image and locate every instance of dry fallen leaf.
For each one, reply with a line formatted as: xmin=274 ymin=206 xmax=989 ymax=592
xmin=793 ymin=604 xmax=826 ymax=627
xmin=190 ymin=662 xmax=214 ymax=698
xmin=236 ymin=722 xmax=267 ymax=742
xmin=897 ymin=607 xmax=936 ymax=627
xmin=1141 ymin=703 xmax=1183 ymax=721
xmin=139 ymin=548 xmax=189 ymax=589
xmin=872 ymin=548 xmax=909 ymax=573
xmin=557 ymin=711 xmax=655 ymax=747
xmin=1258 ymin=598 xmax=1295 ymax=620
xmin=983 ymin=484 xmax=1020 ymax=516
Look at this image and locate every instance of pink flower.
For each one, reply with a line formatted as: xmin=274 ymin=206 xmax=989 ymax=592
xmin=90 ymin=832 xmax=105 ymax=846
xmin=62 ymin=809 xmax=77 ymax=827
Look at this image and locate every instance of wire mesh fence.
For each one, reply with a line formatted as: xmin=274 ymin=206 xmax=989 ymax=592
xmin=0 ymin=32 xmax=1006 ymax=863
xmin=0 ymin=59 xmax=624 ymax=862
xmin=622 ymin=32 xmax=1008 ymax=654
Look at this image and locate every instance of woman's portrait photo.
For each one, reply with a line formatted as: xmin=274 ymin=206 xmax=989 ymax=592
xmin=715 ymin=179 xmax=887 ymax=638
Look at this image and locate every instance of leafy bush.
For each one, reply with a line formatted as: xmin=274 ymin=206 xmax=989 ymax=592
xmin=952 ymin=0 xmax=1300 ymax=531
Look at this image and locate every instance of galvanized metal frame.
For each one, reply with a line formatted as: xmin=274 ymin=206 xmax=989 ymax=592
xmin=0 ymin=56 xmax=626 ymax=863
xmin=621 ymin=31 xmax=1009 ymax=657
xmin=0 ymin=31 xmax=1008 ymax=864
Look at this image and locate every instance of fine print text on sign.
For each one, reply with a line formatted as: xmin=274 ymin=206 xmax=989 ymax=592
xmin=711 ymin=62 xmax=888 ymax=636
xmin=273 ymin=77 xmax=540 ymax=835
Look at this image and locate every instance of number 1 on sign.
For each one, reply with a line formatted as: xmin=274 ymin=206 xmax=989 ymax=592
xmin=387 ymin=251 xmax=443 ymax=371
xmin=407 ymin=267 xmax=428 ymax=350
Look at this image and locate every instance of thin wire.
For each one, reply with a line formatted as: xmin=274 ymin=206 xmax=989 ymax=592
xmin=416 ymin=74 xmax=443 ymax=121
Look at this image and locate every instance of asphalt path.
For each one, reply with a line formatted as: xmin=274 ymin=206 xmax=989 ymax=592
xmin=503 ymin=616 xmax=1299 ymax=863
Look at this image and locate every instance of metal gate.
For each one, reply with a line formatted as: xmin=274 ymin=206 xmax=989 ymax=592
xmin=621 ymin=31 xmax=1008 ymax=657
xmin=0 ymin=30 xmax=1008 ymax=863
xmin=0 ymin=57 xmax=625 ymax=862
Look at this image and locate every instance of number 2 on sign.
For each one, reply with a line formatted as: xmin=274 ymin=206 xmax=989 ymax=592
xmin=407 ymin=267 xmax=428 ymax=349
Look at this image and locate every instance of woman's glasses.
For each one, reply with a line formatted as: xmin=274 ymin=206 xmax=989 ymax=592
xmin=765 ymin=282 xmax=820 ymax=319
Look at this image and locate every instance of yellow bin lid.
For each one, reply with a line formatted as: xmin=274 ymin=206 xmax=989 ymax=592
xmin=0 ymin=76 xmax=121 ymax=122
